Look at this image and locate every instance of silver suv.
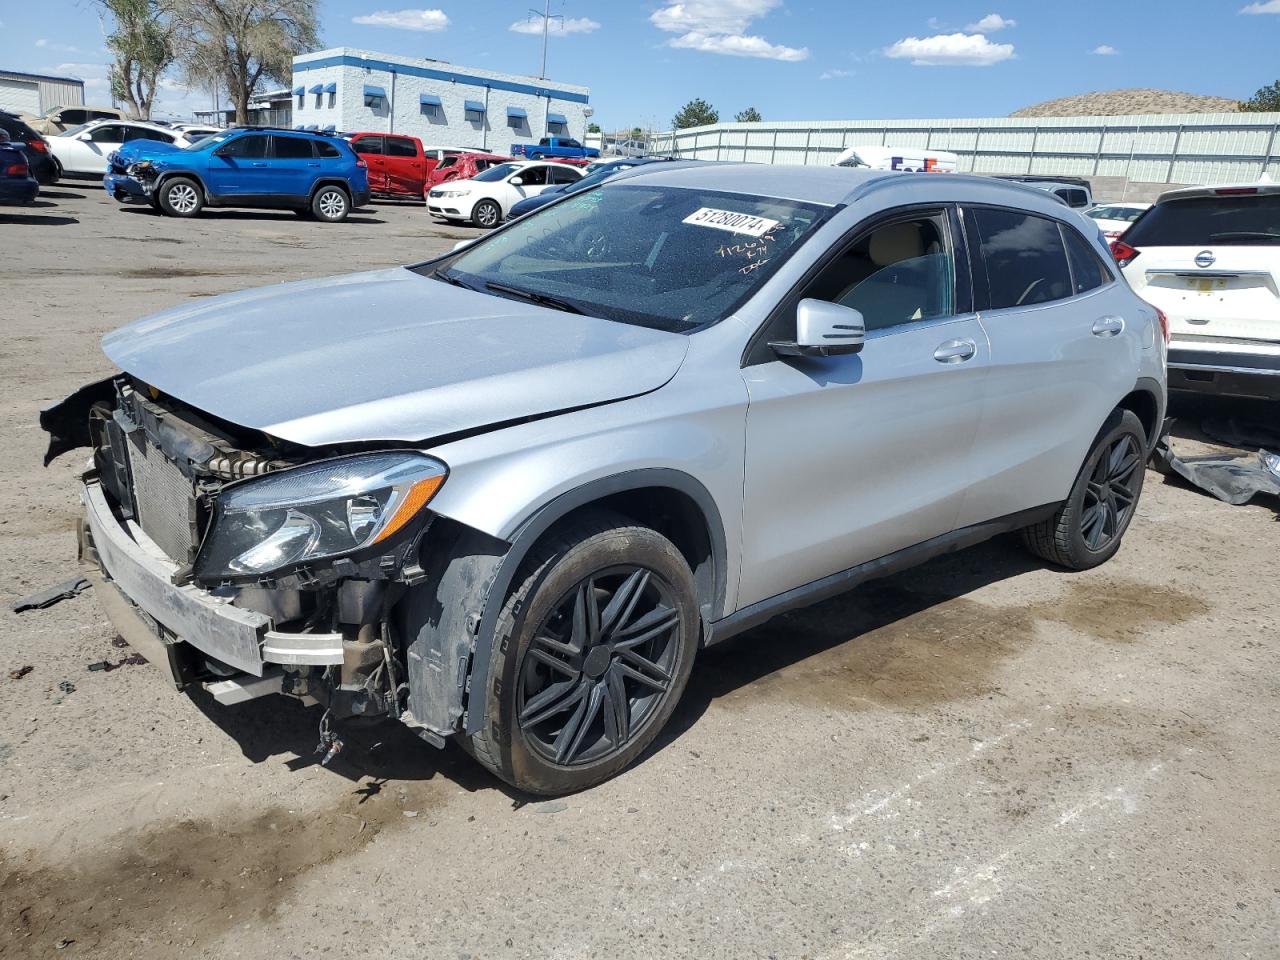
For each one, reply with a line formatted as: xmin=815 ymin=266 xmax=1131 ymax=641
xmin=43 ymin=165 xmax=1167 ymax=795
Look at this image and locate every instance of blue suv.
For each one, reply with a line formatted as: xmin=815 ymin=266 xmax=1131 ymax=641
xmin=105 ymin=127 xmax=371 ymax=222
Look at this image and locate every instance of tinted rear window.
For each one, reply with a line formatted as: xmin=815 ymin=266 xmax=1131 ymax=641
xmin=1061 ymin=225 xmax=1112 ymax=295
xmin=972 ymin=208 xmax=1073 ymax=309
xmin=273 ymin=136 xmax=314 ymax=159
xmin=1124 ymin=194 xmax=1280 ymax=247
xmin=314 ymin=140 xmax=340 ymax=159
xmin=386 ymin=137 xmax=417 ymax=157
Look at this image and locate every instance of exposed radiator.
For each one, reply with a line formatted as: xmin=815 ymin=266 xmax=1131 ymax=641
xmin=126 ymin=438 xmax=199 ymax=564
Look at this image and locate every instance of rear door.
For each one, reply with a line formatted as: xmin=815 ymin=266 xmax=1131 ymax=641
xmin=351 ymin=135 xmax=387 ymax=192
xmin=383 ymin=136 xmax=424 ymax=196
xmin=959 ymin=206 xmax=1138 ymax=525
xmin=1122 ymin=190 xmax=1280 ymax=345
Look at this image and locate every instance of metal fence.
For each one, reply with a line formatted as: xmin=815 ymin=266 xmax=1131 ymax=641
xmin=649 ymin=113 xmax=1280 ymax=185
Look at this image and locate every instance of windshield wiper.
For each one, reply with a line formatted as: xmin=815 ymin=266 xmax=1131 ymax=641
xmin=432 ymin=269 xmax=476 ymax=290
xmin=484 ymin=281 xmax=584 ymax=315
xmin=1209 ymin=231 xmax=1280 ymax=241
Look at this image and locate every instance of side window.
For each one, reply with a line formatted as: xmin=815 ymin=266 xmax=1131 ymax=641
xmin=475 ymin=159 xmax=495 ymax=172
xmin=272 ymin=136 xmax=314 ymax=159
xmin=435 ymin=155 xmax=457 ymax=172
xmin=518 ymin=165 xmax=548 ymax=186
xmin=539 ymin=138 xmax=550 ymax=146
xmin=562 ymin=138 xmax=581 ymax=149
xmin=385 ymin=137 xmax=417 ymax=158
xmin=351 ymin=136 xmax=384 ymax=155
xmin=549 ymin=165 xmax=578 ymax=184
xmin=124 ymin=127 xmax=173 ymax=143
xmin=60 ymin=109 xmax=87 ymax=125
xmin=971 ymin=208 xmax=1073 ymax=309
xmin=90 ymin=110 xmax=119 ymax=121
xmin=314 ymin=140 xmax=340 ymax=159
xmin=799 ymin=212 xmax=955 ymax=332
xmin=1061 ymin=224 xmax=1112 ymax=295
xmin=218 ymin=134 xmax=268 ymax=159
xmin=89 ymin=125 xmax=124 ymax=143
xmin=1061 ymin=189 xmax=1088 ymax=209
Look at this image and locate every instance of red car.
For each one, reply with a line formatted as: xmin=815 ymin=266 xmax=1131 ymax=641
xmin=425 ymin=151 xmax=510 ymax=190
xmin=347 ymin=133 xmax=438 ymax=199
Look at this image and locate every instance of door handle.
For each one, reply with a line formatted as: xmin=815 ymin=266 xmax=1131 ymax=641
xmin=934 ymin=339 xmax=977 ymax=364
xmin=307 ymin=162 xmax=320 ymax=167
xmin=1092 ymin=316 xmax=1125 ymax=337
xmin=251 ymin=162 xmax=268 ymax=167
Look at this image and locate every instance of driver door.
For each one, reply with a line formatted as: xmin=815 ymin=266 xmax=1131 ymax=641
xmin=736 ymin=207 xmax=991 ymax=608
xmin=73 ymin=123 xmax=125 ymax=173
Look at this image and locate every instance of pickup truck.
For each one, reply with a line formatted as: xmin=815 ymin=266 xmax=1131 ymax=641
xmin=511 ymin=136 xmax=599 ymax=160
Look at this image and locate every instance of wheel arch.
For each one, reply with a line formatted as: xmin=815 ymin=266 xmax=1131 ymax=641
xmin=1117 ymin=378 xmax=1164 ymax=452
xmin=308 ymin=177 xmax=353 ymax=202
xmin=460 ymin=468 xmax=728 ymax=736
xmin=155 ymin=169 xmax=207 ymax=198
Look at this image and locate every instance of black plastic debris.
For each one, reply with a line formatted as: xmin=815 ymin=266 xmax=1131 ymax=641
xmin=11 ymin=576 xmax=91 ymax=614
xmin=8 ymin=665 xmax=33 ymax=680
xmin=88 ymin=655 xmax=148 ymax=673
xmin=1154 ymin=436 xmax=1280 ymax=507
xmin=57 ymin=680 xmax=76 ymax=695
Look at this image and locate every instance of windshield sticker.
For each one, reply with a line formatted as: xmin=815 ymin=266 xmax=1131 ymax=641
xmin=683 ymin=207 xmax=780 ymax=237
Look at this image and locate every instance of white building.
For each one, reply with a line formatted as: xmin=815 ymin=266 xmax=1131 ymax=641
xmin=0 ymin=69 xmax=85 ymax=116
xmin=290 ymin=48 xmax=591 ymax=152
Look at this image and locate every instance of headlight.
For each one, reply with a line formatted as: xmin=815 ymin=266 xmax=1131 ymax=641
xmin=126 ymin=160 xmax=154 ymax=176
xmin=194 ymin=452 xmax=447 ymax=581
xmin=439 ymin=189 xmax=469 ymax=197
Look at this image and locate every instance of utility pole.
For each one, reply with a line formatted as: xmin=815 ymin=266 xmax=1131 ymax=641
xmin=527 ymin=0 xmax=563 ymax=78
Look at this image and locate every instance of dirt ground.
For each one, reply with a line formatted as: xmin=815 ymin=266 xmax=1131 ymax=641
xmin=1 ymin=185 xmax=1278 ymax=960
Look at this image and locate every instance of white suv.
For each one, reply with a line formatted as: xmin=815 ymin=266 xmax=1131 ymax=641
xmin=1116 ymin=183 xmax=1280 ymax=400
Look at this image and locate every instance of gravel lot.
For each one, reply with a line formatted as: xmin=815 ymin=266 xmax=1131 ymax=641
xmin=1 ymin=185 xmax=1278 ymax=960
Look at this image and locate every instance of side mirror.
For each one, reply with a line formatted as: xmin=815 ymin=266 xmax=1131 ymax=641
xmin=452 ymin=238 xmax=478 ymax=252
xmin=76 ymin=133 xmax=92 ymax=142
xmin=771 ymin=299 xmax=865 ymax=358
xmin=509 ymin=176 xmax=524 ymax=185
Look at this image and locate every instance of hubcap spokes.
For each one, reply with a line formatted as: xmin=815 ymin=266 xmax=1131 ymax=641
xmin=171 ymin=185 xmax=196 ymax=212
xmin=1081 ymin=434 xmax=1141 ymax=550
xmin=518 ymin=566 xmax=680 ymax=767
xmin=320 ymin=192 xmax=344 ymax=217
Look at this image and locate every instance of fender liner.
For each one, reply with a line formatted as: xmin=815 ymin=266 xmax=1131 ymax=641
xmin=462 ymin=468 xmax=728 ymax=736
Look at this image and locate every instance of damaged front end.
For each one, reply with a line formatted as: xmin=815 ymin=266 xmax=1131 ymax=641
xmin=43 ymin=377 xmax=481 ymax=753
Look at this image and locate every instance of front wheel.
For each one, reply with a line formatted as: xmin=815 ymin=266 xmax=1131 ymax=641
xmin=157 ymin=176 xmax=202 ymax=217
xmin=311 ymin=185 xmax=350 ymax=222
xmin=1021 ymin=408 xmax=1147 ymax=570
xmin=466 ymin=511 xmax=700 ymax=795
xmin=471 ymin=199 xmax=501 ymax=229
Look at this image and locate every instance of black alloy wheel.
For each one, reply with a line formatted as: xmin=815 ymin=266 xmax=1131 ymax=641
xmin=1080 ymin=433 xmax=1141 ymax=551
xmin=517 ymin=566 xmax=681 ymax=767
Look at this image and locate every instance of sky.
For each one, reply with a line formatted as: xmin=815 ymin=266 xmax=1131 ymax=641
xmin=1 ymin=0 xmax=1277 ymax=127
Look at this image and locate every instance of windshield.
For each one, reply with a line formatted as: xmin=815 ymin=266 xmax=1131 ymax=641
xmin=185 ymin=130 xmax=236 ymax=151
xmin=58 ymin=122 xmax=93 ymax=138
xmin=421 ymin=183 xmax=831 ymax=333
xmin=472 ymin=162 xmax=521 ymax=183
xmin=1088 ymin=205 xmax=1145 ymax=223
xmin=1124 ymin=194 xmax=1280 ymax=246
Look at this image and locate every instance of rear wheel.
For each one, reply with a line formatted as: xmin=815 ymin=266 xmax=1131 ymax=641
xmin=471 ymin=199 xmax=501 ymax=229
xmin=157 ymin=176 xmax=202 ymax=217
xmin=1021 ymin=408 xmax=1146 ymax=570
xmin=311 ymin=185 xmax=350 ymax=222
xmin=466 ymin=511 xmax=700 ymax=795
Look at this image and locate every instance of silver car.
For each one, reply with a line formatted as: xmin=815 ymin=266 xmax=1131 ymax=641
xmin=43 ymin=165 xmax=1167 ymax=795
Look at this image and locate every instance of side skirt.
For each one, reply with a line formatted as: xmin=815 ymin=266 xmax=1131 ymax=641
xmin=706 ymin=504 xmax=1058 ymax=646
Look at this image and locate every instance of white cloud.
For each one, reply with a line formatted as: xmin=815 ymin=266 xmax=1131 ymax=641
xmin=820 ymin=67 xmax=852 ymax=80
xmin=1092 ymin=44 xmax=1119 ymax=55
xmin=37 ymin=38 xmax=79 ymax=52
xmin=884 ymin=32 xmax=1014 ymax=66
xmin=46 ymin=62 xmax=109 ymax=91
xmin=650 ymin=0 xmax=808 ymax=61
xmin=351 ymin=8 xmax=449 ymax=31
xmin=965 ymin=13 xmax=1016 ymax=32
xmin=1241 ymin=0 xmax=1280 ymax=12
xmin=509 ymin=16 xmax=600 ymax=35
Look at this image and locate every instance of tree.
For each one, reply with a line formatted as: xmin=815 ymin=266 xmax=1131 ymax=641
xmin=169 ymin=0 xmax=319 ymax=125
xmin=99 ymin=0 xmax=175 ymax=120
xmin=672 ymin=98 xmax=718 ymax=129
xmin=1240 ymin=80 xmax=1280 ymax=112
xmin=587 ymin=122 xmax=601 ymax=133
xmin=630 ymin=126 xmax=643 ymax=139
xmin=734 ymin=107 xmax=762 ymax=123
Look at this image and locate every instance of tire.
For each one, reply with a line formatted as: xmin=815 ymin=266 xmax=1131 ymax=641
xmin=466 ymin=510 xmax=700 ymax=795
xmin=157 ymin=176 xmax=202 ymax=218
xmin=471 ymin=199 xmax=501 ymax=229
xmin=1020 ymin=408 xmax=1146 ymax=570
xmin=310 ymin=185 xmax=350 ymax=222
xmin=529 ymin=152 xmax=544 ymax=160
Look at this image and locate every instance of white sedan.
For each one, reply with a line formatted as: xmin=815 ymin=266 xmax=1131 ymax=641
xmin=48 ymin=120 xmax=195 ymax=176
xmin=427 ymin=159 xmax=582 ymax=228
xmin=1086 ymin=202 xmax=1150 ymax=241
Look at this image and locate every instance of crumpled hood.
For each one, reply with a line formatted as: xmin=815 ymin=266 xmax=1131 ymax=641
xmin=102 ymin=267 xmax=690 ymax=447
xmin=110 ymin=139 xmax=186 ymax=166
